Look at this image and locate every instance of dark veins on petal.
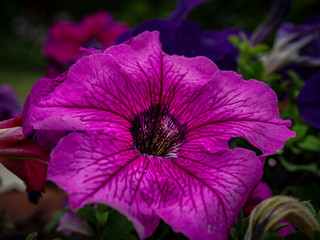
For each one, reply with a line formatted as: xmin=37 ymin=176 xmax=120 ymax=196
xmin=130 ymin=104 xmax=187 ymax=158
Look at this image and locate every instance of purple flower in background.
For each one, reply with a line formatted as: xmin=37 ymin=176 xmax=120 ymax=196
xmin=297 ymin=71 xmax=320 ymax=128
xmin=264 ymin=17 xmax=320 ymax=79
xmin=23 ymin=31 xmax=294 ymax=240
xmin=57 ymin=210 xmax=95 ymax=237
xmin=57 ymin=199 xmax=95 ymax=237
xmin=243 ymin=182 xmax=273 ymax=217
xmin=170 ymin=0 xmax=212 ymax=23
xmin=0 ymin=84 xmax=21 ymax=121
xmin=196 ymin=28 xmax=248 ymax=71
xmin=118 ymin=0 xmax=247 ymax=71
xmin=43 ymin=11 xmax=128 ymax=77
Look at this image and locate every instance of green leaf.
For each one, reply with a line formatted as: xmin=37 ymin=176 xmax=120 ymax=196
xmin=263 ymin=232 xmax=283 ymax=240
xmin=272 ymin=223 xmax=290 ymax=232
xmin=76 ymin=205 xmax=97 ymax=226
xmin=287 ymin=70 xmax=305 ymax=91
xmin=123 ymin=233 xmax=138 ymax=240
xmin=247 ymin=61 xmax=264 ymax=79
xmin=229 ymin=211 xmax=248 ymax=240
xmin=229 ymin=35 xmax=240 ymax=47
xmin=45 ymin=210 xmax=65 ymax=233
xmin=251 ymin=44 xmax=269 ymax=55
xmin=239 ymin=39 xmax=250 ymax=55
xmin=298 ymin=136 xmax=320 ymax=152
xmin=280 ymin=105 xmax=300 ymax=123
xmin=289 ymin=146 xmax=301 ymax=154
xmin=283 ymin=184 xmax=320 ymax=212
xmin=278 ymin=156 xmax=320 ymax=176
xmin=235 ymin=210 xmax=244 ymax=239
xmin=284 ymin=231 xmax=312 ymax=240
xmin=229 ymin=227 xmax=238 ymax=240
xmin=314 ymin=229 xmax=320 ymax=240
xmin=301 ymin=201 xmax=317 ymax=219
xmin=101 ymin=210 xmax=135 ymax=240
xmin=95 ymin=207 xmax=109 ymax=227
xmin=264 ymin=74 xmax=281 ymax=86
xmin=25 ymin=232 xmax=38 ymax=240
xmin=243 ymin=216 xmax=250 ymax=236
xmin=286 ymin=124 xmax=308 ymax=146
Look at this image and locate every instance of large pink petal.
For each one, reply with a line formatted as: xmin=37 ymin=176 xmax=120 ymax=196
xmin=176 ymin=70 xmax=295 ymax=155
xmin=154 ymin=143 xmax=263 ymax=240
xmin=105 ymin=31 xmax=219 ymax=107
xmin=24 ymin=31 xmax=219 ymax=142
xmin=105 ymin=31 xmax=294 ymax=155
xmin=48 ymin=132 xmax=159 ymax=239
xmin=48 ymin=132 xmax=263 ymax=240
xmin=105 ymin=31 xmax=218 ymax=100
xmin=23 ymin=54 xmax=140 ymax=141
xmin=22 ymin=73 xmax=79 ymax=144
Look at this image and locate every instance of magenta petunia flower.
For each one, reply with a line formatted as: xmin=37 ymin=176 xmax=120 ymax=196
xmin=243 ymin=182 xmax=273 ymax=217
xmin=0 ymin=116 xmax=50 ymax=193
xmin=23 ymin=31 xmax=294 ymax=240
xmin=0 ymin=84 xmax=22 ymax=121
xmin=43 ymin=11 xmax=128 ymax=77
xmin=297 ymin=70 xmax=320 ymax=128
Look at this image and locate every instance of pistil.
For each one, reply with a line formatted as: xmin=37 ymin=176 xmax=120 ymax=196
xmin=130 ymin=104 xmax=186 ymax=158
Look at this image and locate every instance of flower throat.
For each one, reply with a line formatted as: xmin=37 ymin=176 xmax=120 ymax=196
xmin=130 ymin=104 xmax=186 ymax=158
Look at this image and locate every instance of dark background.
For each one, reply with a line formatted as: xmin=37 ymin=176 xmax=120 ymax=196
xmin=0 ymin=0 xmax=319 ymax=98
xmin=0 ymin=1 xmax=320 ymax=239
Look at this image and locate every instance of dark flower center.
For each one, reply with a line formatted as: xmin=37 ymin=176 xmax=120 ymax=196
xmin=130 ymin=104 xmax=187 ymax=158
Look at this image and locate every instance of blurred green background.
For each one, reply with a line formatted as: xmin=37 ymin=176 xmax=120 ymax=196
xmin=0 ymin=0 xmax=320 ymax=101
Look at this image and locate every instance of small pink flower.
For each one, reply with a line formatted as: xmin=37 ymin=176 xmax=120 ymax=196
xmin=0 ymin=116 xmax=51 ymax=192
xmin=43 ymin=11 xmax=128 ymax=77
xmin=243 ymin=182 xmax=273 ymax=217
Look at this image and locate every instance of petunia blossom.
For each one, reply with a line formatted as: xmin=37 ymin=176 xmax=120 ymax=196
xmin=243 ymin=182 xmax=273 ymax=217
xmin=0 ymin=84 xmax=21 ymax=121
xmin=57 ymin=198 xmax=95 ymax=237
xmin=117 ymin=0 xmax=247 ymax=71
xmin=264 ymin=17 xmax=320 ymax=79
xmin=23 ymin=31 xmax=294 ymax=240
xmin=0 ymin=116 xmax=51 ymax=193
xmin=297 ymin=70 xmax=320 ymax=128
xmin=57 ymin=210 xmax=95 ymax=237
xmin=43 ymin=11 xmax=128 ymax=77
